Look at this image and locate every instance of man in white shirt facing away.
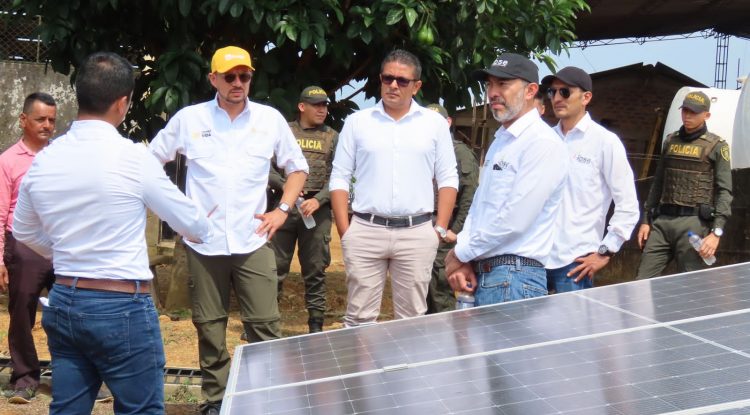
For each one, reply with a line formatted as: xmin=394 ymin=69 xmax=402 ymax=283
xmin=149 ymin=45 xmax=308 ymax=415
xmin=13 ymin=51 xmax=211 ymax=415
xmin=329 ymin=49 xmax=458 ymax=327
xmin=445 ymin=52 xmax=567 ymax=305
xmin=542 ymin=66 xmax=639 ymax=292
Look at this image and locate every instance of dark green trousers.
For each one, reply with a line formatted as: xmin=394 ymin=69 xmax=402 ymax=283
xmin=636 ymin=215 xmax=710 ymax=279
xmin=271 ymin=203 xmax=331 ymax=317
xmin=426 ymin=241 xmax=455 ymax=313
xmin=186 ymin=244 xmax=280 ymax=403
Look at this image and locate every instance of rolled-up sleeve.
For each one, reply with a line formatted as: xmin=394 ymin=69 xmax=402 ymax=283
xmin=434 ymin=125 xmax=459 ymax=190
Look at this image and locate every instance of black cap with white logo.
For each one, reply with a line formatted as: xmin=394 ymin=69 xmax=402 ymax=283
xmin=472 ymin=53 xmax=539 ymax=84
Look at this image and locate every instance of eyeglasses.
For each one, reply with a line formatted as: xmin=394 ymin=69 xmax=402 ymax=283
xmin=546 ymin=87 xmax=571 ymax=99
xmin=380 ymin=74 xmax=417 ymax=88
xmin=221 ymin=72 xmax=253 ymax=83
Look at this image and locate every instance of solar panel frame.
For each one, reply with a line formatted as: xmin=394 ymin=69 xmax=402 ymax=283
xmin=221 ymin=262 xmax=750 ymax=415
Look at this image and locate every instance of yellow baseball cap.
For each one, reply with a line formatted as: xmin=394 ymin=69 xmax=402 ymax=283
xmin=211 ymin=46 xmax=254 ymax=73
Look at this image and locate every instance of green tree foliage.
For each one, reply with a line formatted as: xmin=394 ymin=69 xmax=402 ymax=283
xmin=13 ymin=0 xmax=587 ymax=138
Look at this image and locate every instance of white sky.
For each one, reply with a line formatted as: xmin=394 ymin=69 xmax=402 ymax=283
xmin=340 ymin=36 xmax=750 ymax=107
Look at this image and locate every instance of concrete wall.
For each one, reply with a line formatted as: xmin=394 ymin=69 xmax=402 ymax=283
xmin=0 ymin=61 xmax=77 ymax=151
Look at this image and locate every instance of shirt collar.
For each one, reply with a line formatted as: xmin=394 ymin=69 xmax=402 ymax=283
xmin=373 ymin=99 xmax=422 ymax=121
xmin=293 ymin=119 xmax=327 ymax=132
xmin=210 ymin=94 xmax=251 ymax=118
xmin=14 ymin=139 xmax=36 ymax=156
xmin=499 ymin=108 xmax=541 ymax=139
xmin=553 ymin=112 xmax=592 ymax=138
xmin=69 ymin=119 xmax=121 ymax=139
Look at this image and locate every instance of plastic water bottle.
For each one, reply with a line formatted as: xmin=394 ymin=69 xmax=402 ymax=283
xmin=455 ymin=283 xmax=475 ymax=309
xmin=687 ymin=231 xmax=716 ymax=266
xmin=296 ymin=197 xmax=316 ymax=229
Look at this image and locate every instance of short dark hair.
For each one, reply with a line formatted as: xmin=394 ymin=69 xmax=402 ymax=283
xmin=380 ymin=49 xmax=422 ymax=79
xmin=76 ymin=52 xmax=135 ymax=115
xmin=23 ymin=92 xmax=56 ymax=114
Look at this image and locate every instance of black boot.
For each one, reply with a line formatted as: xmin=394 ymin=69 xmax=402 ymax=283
xmin=308 ymin=316 xmax=324 ymax=333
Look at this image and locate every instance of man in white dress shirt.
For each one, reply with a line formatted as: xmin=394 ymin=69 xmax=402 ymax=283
xmin=149 ymin=46 xmax=308 ymax=415
xmin=445 ymin=53 xmax=567 ymax=305
xmin=13 ymin=52 xmax=211 ymax=415
xmin=329 ymin=49 xmax=458 ymax=327
xmin=542 ymin=67 xmax=639 ymax=292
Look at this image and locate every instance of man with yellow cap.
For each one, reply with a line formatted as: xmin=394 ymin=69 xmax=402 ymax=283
xmin=149 ymin=46 xmax=308 ymax=415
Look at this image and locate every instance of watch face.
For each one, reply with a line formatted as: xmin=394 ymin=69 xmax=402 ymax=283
xmin=279 ymin=203 xmax=290 ymax=213
xmin=597 ymin=245 xmax=608 ymax=255
xmin=713 ymin=228 xmax=724 ymax=237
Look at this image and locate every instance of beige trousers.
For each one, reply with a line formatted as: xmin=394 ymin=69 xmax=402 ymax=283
xmin=341 ymin=216 xmax=439 ymax=326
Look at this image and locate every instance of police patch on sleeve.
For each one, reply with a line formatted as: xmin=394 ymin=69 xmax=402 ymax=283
xmin=721 ymin=145 xmax=730 ymax=161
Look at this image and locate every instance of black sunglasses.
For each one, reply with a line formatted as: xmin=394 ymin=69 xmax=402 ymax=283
xmin=221 ymin=72 xmax=253 ymax=83
xmin=380 ymin=74 xmax=417 ymax=88
xmin=546 ymin=87 xmax=571 ymax=99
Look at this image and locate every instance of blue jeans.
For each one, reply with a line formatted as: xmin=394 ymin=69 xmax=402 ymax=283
xmin=546 ymin=261 xmax=594 ymax=293
xmin=474 ymin=263 xmax=547 ymax=306
xmin=41 ymin=283 xmax=165 ymax=415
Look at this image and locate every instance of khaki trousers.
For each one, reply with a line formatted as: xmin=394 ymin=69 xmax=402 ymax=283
xmin=341 ymin=216 xmax=438 ymax=327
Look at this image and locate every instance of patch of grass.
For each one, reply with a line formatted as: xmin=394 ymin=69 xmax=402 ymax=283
xmin=166 ymin=381 xmax=199 ymax=404
xmin=165 ymin=308 xmax=192 ymax=321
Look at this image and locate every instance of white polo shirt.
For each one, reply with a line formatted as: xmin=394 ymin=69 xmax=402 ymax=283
xmin=454 ymin=109 xmax=567 ymax=265
xmin=546 ymin=113 xmax=639 ymax=269
xmin=149 ymin=96 xmax=309 ymax=256
xmin=329 ymin=100 xmax=458 ymax=216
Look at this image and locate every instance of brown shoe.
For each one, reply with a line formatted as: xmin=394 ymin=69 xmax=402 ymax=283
xmin=8 ymin=387 xmax=35 ymax=404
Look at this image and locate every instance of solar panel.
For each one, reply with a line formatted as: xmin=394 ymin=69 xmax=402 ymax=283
xmin=221 ymin=263 xmax=750 ymax=415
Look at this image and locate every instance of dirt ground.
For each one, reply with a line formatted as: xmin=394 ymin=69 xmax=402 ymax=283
xmin=0 ymin=229 xmax=397 ymax=413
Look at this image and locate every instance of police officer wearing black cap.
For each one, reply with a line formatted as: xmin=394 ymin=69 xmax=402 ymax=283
xmin=270 ymin=85 xmax=338 ymax=333
xmin=541 ymin=67 xmax=639 ymax=292
xmin=444 ymin=53 xmax=567 ymax=305
xmin=636 ymin=91 xmax=732 ymax=278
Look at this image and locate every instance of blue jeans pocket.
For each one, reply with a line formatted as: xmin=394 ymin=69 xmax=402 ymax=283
xmin=476 ymin=265 xmax=547 ymax=305
xmin=41 ymin=305 xmax=65 ymax=350
xmin=74 ymin=311 xmax=131 ymax=361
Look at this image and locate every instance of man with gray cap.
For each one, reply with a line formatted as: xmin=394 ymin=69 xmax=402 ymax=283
xmin=444 ymin=53 xmax=567 ymax=305
xmin=270 ymin=85 xmax=338 ymax=332
xmin=636 ymin=91 xmax=732 ymax=278
xmin=541 ymin=67 xmax=639 ymax=292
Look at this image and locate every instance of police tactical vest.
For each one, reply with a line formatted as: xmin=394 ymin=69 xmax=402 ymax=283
xmin=660 ymin=131 xmax=720 ymax=207
xmin=289 ymin=121 xmax=336 ymax=192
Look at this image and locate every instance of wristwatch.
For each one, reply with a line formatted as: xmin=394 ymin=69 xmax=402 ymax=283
xmin=278 ymin=202 xmax=291 ymax=214
xmin=712 ymin=228 xmax=724 ymax=237
xmin=597 ymin=244 xmax=614 ymax=257
xmin=434 ymin=225 xmax=448 ymax=241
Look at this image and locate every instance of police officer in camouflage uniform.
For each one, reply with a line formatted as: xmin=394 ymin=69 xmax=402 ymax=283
xmin=270 ymin=86 xmax=338 ymax=332
xmin=636 ymin=91 xmax=732 ymax=278
xmin=425 ymin=104 xmax=479 ymax=313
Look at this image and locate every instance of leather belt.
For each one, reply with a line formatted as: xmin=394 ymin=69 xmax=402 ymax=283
xmin=354 ymin=212 xmax=432 ymax=228
xmin=658 ymin=204 xmax=699 ymax=217
xmin=472 ymin=254 xmax=543 ymax=273
xmin=55 ymin=276 xmax=151 ymax=294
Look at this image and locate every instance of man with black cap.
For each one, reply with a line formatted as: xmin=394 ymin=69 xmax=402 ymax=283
xmin=270 ymin=85 xmax=338 ymax=333
xmin=444 ymin=53 xmax=567 ymax=305
xmin=541 ymin=67 xmax=639 ymax=292
xmin=636 ymin=91 xmax=732 ymax=278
